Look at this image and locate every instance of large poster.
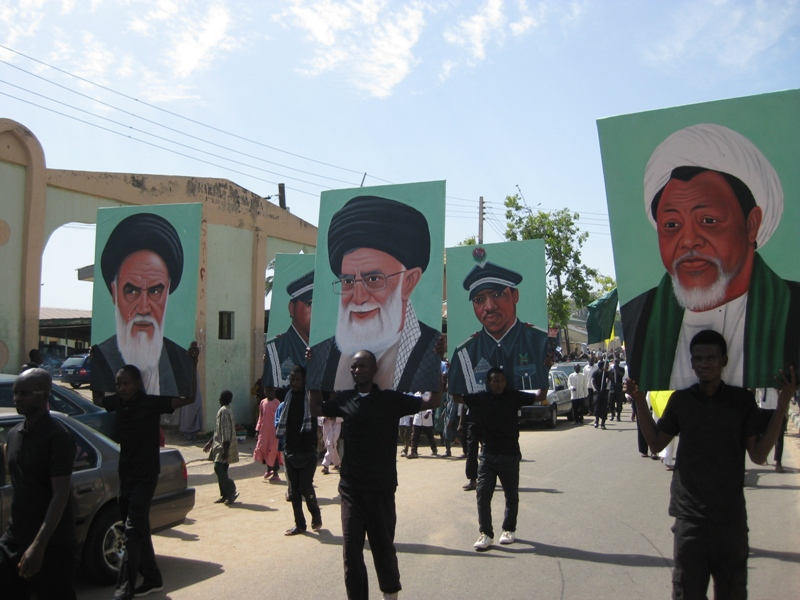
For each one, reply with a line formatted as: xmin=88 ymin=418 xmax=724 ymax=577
xmin=598 ymin=89 xmax=800 ymax=391
xmin=446 ymin=240 xmax=549 ymax=395
xmin=306 ymin=181 xmax=445 ymax=392
xmin=90 ymin=204 xmax=202 ymax=397
xmin=262 ymin=253 xmax=316 ymax=391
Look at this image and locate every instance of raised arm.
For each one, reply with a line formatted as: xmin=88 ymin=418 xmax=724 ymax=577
xmin=747 ymin=366 xmax=797 ymax=464
xmin=171 ymin=342 xmax=200 ymax=410
xmin=624 ymin=378 xmax=674 ymax=454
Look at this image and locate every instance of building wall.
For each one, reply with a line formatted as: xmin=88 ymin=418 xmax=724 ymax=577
xmin=205 ymin=224 xmax=256 ymax=426
xmin=0 ymin=118 xmax=317 ymax=432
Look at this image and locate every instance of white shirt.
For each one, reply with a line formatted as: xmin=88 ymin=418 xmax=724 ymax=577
xmin=568 ymin=371 xmax=585 ymax=400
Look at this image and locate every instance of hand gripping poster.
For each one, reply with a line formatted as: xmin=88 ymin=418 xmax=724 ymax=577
xmin=90 ymin=204 xmax=202 ymax=397
xmin=446 ymin=240 xmax=549 ymax=395
xmin=306 ymin=181 xmax=445 ymax=393
xmin=598 ymin=89 xmax=800 ymax=391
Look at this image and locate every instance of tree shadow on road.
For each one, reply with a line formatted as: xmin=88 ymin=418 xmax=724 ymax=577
xmin=750 ymin=547 xmax=800 ymax=564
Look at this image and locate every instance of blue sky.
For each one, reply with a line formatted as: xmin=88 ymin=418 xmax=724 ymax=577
xmin=1 ymin=0 xmax=798 ymax=310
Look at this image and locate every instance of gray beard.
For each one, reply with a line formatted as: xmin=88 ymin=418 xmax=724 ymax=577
xmin=335 ymin=275 xmax=404 ymax=356
xmin=670 ymin=252 xmax=739 ymax=311
xmin=115 ymin=303 xmax=166 ymax=392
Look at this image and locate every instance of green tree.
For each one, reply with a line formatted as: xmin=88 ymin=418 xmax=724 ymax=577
xmin=504 ymin=194 xmax=599 ymax=351
xmin=458 ymin=235 xmax=478 ymax=246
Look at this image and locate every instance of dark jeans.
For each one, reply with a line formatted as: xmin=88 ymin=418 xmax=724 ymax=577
xmin=672 ymin=513 xmax=748 ymax=600
xmin=339 ymin=484 xmax=400 ymax=600
xmin=465 ymin=421 xmax=482 ymax=480
xmin=285 ymin=451 xmax=321 ymax=529
xmin=0 ymin=536 xmax=76 ymax=600
xmin=214 ymin=461 xmax=236 ymax=499
xmin=476 ymin=451 xmax=521 ymax=538
xmin=410 ymin=425 xmax=437 ymax=454
xmin=116 ymin=476 xmax=161 ymax=597
xmin=398 ymin=425 xmax=411 ymax=453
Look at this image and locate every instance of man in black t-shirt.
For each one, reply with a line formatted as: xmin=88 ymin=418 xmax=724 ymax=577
xmin=99 ymin=345 xmax=198 ymax=600
xmin=310 ymin=350 xmax=440 ymax=600
xmin=277 ymin=365 xmax=322 ymax=536
xmin=457 ymin=367 xmax=546 ymax=551
xmin=0 ymin=368 xmax=77 ymax=599
xmin=627 ymin=329 xmax=797 ymax=599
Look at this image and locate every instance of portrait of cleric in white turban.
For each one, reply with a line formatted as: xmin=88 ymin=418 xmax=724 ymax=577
xmin=90 ymin=207 xmax=201 ymax=397
xmin=306 ymin=184 xmax=445 ymax=393
xmin=599 ymin=90 xmax=800 ymax=391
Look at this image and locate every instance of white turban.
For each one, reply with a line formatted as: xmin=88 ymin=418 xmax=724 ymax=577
xmin=644 ymin=123 xmax=783 ymax=249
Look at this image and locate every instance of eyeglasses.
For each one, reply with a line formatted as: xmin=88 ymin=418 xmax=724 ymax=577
xmin=332 ymin=271 xmax=406 ymax=294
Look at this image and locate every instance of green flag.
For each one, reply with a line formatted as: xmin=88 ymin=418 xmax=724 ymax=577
xmin=586 ymin=288 xmax=618 ymax=344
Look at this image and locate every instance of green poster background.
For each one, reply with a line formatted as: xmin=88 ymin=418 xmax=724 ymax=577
xmin=308 ymin=181 xmax=446 ymax=346
xmin=446 ymin=240 xmax=547 ymax=352
xmin=267 ymin=253 xmax=316 ymax=341
xmin=598 ymin=89 xmax=800 ymax=306
xmin=91 ymin=203 xmax=202 ymax=347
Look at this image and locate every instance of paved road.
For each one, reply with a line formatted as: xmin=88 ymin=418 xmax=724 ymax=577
xmin=76 ymin=403 xmax=800 ymax=600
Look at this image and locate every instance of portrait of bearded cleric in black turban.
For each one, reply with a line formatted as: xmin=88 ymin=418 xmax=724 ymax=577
xmin=90 ymin=206 xmax=201 ymax=397
xmin=306 ymin=183 xmax=445 ymax=393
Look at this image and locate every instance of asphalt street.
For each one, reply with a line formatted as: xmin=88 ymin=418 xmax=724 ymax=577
xmin=75 ymin=402 xmax=800 ymax=600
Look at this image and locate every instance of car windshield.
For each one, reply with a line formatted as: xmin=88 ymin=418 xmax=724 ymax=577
xmin=61 ymin=356 xmax=86 ymax=368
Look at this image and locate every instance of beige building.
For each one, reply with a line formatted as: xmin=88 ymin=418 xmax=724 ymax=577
xmin=0 ymin=118 xmax=316 ymax=427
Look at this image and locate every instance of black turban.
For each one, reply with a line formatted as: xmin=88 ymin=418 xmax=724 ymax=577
xmin=100 ymin=213 xmax=184 ymax=294
xmin=327 ymin=196 xmax=430 ymax=274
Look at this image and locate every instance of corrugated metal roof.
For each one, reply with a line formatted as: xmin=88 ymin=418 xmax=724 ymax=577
xmin=39 ymin=307 xmax=92 ymax=320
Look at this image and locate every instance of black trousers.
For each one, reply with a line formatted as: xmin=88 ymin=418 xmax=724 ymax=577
xmin=671 ymin=513 xmax=748 ymax=600
xmin=476 ymin=451 xmax=520 ymax=538
xmin=757 ymin=408 xmax=787 ymax=463
xmin=465 ymin=421 xmax=482 ymax=480
xmin=116 ymin=475 xmax=161 ymax=597
xmin=214 ymin=461 xmax=236 ymax=499
xmin=0 ymin=536 xmax=76 ymax=600
xmin=410 ymin=425 xmax=437 ymax=454
xmin=339 ymin=484 xmax=400 ymax=600
xmin=285 ymin=451 xmax=321 ymax=529
xmin=610 ymin=390 xmax=623 ymax=419
xmin=594 ymin=391 xmax=608 ymax=424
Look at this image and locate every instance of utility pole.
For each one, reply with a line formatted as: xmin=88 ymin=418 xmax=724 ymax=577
xmin=278 ymin=183 xmax=286 ymax=210
xmin=478 ymin=196 xmax=484 ymax=244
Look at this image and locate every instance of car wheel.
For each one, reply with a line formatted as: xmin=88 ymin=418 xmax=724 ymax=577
xmin=545 ymin=405 xmax=558 ymax=429
xmin=70 ymin=382 xmax=81 ymax=389
xmin=82 ymin=504 xmax=124 ymax=584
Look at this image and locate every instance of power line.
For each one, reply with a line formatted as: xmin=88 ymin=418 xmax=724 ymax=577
xmin=0 ymin=43 xmax=376 ymax=179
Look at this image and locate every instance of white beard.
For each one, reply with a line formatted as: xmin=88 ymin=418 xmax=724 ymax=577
xmin=670 ymin=252 xmax=739 ymax=311
xmin=335 ymin=274 xmax=404 ymax=356
xmin=115 ymin=298 xmax=166 ymax=393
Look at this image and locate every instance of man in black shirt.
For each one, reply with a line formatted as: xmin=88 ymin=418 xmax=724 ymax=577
xmin=98 ymin=344 xmax=198 ymax=600
xmin=310 ymin=350 xmax=440 ymax=600
xmin=277 ymin=366 xmax=322 ymax=536
xmin=0 ymin=368 xmax=77 ymax=599
xmin=591 ymin=360 xmax=611 ymax=429
xmin=457 ymin=367 xmax=546 ymax=551
xmin=627 ymin=329 xmax=797 ymax=599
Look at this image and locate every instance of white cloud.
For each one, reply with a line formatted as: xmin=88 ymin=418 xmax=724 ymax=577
xmin=646 ymin=0 xmax=800 ymax=68
xmin=443 ymin=0 xmax=506 ymax=61
xmin=168 ymin=3 xmax=236 ymax=78
xmin=280 ymin=0 xmax=429 ymax=98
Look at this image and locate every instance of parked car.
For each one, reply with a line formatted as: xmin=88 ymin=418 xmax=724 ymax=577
xmin=517 ymin=369 xmax=574 ymax=428
xmin=0 ymin=374 xmax=117 ymax=439
xmin=59 ymin=353 xmax=92 ymax=388
xmin=0 ymin=409 xmax=195 ymax=583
